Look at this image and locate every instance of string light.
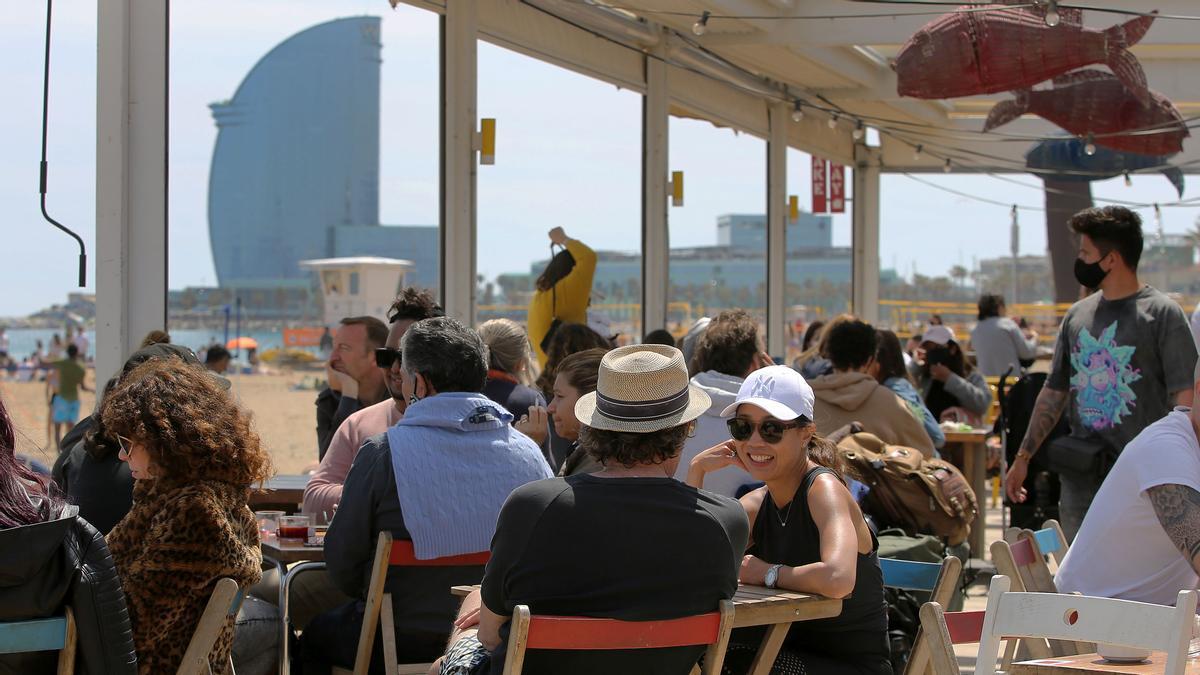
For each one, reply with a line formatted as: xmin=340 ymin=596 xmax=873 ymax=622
xmin=692 ymin=10 xmax=710 ymax=36
xmin=913 ymin=144 xmax=923 ymax=160
xmin=828 ymin=112 xmax=840 ymax=129
xmin=1044 ymin=0 xmax=1061 ymax=26
xmin=791 ymin=100 xmax=804 ymax=122
xmin=1084 ymin=133 xmax=1097 ymax=156
xmin=943 ymin=158 xmax=953 ymax=173
xmin=852 ymin=120 xmax=865 ymax=140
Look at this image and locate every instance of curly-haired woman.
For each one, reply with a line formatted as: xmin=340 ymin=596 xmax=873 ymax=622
xmin=103 ymin=358 xmax=273 ymax=674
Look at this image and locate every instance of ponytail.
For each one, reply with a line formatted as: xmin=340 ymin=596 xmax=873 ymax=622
xmin=806 ymin=433 xmax=847 ymax=484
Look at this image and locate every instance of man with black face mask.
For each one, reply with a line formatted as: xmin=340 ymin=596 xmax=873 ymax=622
xmin=1005 ymin=206 xmax=1197 ymax=541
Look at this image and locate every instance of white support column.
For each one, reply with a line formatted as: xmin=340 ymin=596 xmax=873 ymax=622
xmin=766 ymin=103 xmax=787 ymax=357
xmin=95 ymin=0 xmax=168 ymax=386
xmin=642 ymin=49 xmax=669 ymax=334
xmin=851 ymin=144 xmax=881 ymax=325
xmin=440 ymin=0 xmax=478 ymax=325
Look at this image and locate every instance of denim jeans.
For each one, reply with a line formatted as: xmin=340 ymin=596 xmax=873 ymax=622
xmin=233 ymin=595 xmax=281 ymax=675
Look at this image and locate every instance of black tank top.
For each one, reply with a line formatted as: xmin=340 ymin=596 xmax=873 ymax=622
xmin=749 ymin=467 xmax=889 ymax=657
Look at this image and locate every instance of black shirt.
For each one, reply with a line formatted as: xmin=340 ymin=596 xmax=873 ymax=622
xmin=749 ymin=467 xmax=891 ymax=672
xmin=481 ymin=474 xmax=748 ymax=675
xmin=481 ymin=377 xmax=545 ymax=423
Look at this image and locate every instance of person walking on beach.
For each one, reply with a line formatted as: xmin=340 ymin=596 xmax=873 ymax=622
xmin=48 ymin=344 xmax=90 ymax=450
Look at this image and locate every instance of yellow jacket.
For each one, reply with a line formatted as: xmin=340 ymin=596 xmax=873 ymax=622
xmin=528 ymin=238 xmax=598 ymax=366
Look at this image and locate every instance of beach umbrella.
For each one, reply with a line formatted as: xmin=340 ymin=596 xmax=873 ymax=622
xmin=227 ymin=336 xmax=258 ymax=350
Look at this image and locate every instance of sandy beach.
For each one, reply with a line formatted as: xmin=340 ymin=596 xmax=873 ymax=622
xmin=3 ymin=370 xmax=323 ymax=476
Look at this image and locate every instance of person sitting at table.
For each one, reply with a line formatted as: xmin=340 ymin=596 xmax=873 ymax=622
xmin=297 ymin=317 xmax=553 ymax=673
xmin=433 ymin=344 xmax=748 ymax=675
xmin=871 ymin=329 xmax=945 ymax=452
xmin=687 ymin=365 xmax=891 ymax=675
xmin=909 ymin=324 xmax=992 ymax=425
xmin=809 ymin=319 xmax=935 ymax=457
xmin=0 ymin=392 xmax=137 ymax=675
xmin=546 ymin=347 xmax=609 ymax=476
xmin=102 ymin=357 xmax=274 ymax=675
xmin=477 ymin=318 xmax=547 ymax=445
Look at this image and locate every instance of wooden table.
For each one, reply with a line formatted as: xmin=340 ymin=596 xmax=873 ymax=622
xmin=261 ymin=537 xmax=325 ymax=565
xmin=451 ymin=583 xmax=842 ymax=675
xmin=250 ymin=474 xmax=311 ymax=511
xmin=1011 ymin=646 xmax=1200 ymax=674
xmin=944 ymin=429 xmax=990 ymax=557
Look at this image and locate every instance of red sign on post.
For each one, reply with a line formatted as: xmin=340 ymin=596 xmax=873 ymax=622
xmin=829 ymin=163 xmax=845 ymax=213
xmin=812 ymin=156 xmax=828 ymax=213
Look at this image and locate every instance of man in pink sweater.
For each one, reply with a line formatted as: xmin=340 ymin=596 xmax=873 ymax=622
xmin=303 ymin=288 xmax=444 ymax=517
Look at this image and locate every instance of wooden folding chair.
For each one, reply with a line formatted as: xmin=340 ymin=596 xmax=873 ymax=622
xmin=993 ymin=529 xmax=1086 ymax=657
xmin=974 ymin=575 xmax=1198 ymax=675
xmin=334 ymin=532 xmax=490 ymax=675
xmin=878 ymin=557 xmax=962 ymax=675
xmin=918 ymin=602 xmax=988 ymax=675
xmin=501 ymin=600 xmax=736 ymax=675
xmin=0 ymin=607 xmax=77 ymax=675
xmin=177 ymin=577 xmax=245 ymax=675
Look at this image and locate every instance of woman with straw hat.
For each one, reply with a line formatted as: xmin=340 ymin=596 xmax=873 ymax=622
xmin=686 ymin=365 xmax=891 ymax=675
xmin=434 ymin=344 xmax=749 ymax=675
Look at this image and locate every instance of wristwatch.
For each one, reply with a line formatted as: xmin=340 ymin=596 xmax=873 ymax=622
xmin=1015 ymin=449 xmax=1034 ymax=463
xmin=764 ymin=564 xmax=784 ymax=589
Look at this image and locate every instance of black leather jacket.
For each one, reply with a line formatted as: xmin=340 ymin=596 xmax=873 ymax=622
xmin=0 ymin=507 xmax=137 ymax=674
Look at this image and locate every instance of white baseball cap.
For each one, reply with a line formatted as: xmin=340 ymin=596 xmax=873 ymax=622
xmin=922 ymin=325 xmax=956 ymax=346
xmin=720 ymin=365 xmax=815 ymax=421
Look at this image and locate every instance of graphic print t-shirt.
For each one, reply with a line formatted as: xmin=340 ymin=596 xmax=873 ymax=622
xmin=1047 ymin=286 xmax=1197 ymax=452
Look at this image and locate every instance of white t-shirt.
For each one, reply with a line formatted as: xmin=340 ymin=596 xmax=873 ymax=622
xmin=1056 ymin=408 xmax=1200 ymax=606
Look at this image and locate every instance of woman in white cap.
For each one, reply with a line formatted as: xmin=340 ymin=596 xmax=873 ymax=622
xmin=687 ymin=365 xmax=891 ymax=675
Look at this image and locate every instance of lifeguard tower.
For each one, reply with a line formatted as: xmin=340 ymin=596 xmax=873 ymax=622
xmin=301 ymin=257 xmax=413 ymax=326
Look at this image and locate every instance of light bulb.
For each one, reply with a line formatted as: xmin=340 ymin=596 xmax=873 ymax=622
xmin=852 ymin=121 xmax=865 ymax=140
xmin=1045 ymin=0 xmax=1060 ymax=26
xmin=828 ymin=113 xmax=839 ymax=129
xmin=692 ymin=11 xmax=710 ymax=36
xmin=943 ymin=159 xmax=953 ymax=173
xmin=791 ymin=101 xmax=804 ymax=123
xmin=913 ymin=144 xmax=923 ymax=160
xmin=1084 ymin=133 xmax=1096 ymax=156
xmin=1124 ymin=172 xmax=1133 ymax=187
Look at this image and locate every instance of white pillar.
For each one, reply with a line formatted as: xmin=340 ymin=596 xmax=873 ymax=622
xmin=851 ymin=144 xmax=881 ymax=325
xmin=766 ymin=103 xmax=788 ymax=357
xmin=642 ymin=49 xmax=669 ymax=334
xmin=95 ymin=0 xmax=168 ymax=386
xmin=440 ymin=0 xmax=478 ymax=325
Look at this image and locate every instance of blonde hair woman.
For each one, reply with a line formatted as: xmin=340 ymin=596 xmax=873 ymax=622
xmin=478 ymin=319 xmax=548 ymax=446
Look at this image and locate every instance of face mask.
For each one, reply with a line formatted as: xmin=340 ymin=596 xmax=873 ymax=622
xmin=1074 ymin=256 xmax=1109 ymax=289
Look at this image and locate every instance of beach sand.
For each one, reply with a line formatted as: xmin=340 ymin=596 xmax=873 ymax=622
xmin=3 ymin=370 xmax=322 ymax=475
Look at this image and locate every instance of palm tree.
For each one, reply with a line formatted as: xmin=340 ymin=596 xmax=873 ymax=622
xmin=949 ymin=265 xmax=969 ymax=293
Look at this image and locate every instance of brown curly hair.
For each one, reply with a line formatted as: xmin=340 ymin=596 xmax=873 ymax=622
xmin=100 ymin=359 xmax=273 ymax=487
xmin=577 ymin=422 xmax=692 ymax=469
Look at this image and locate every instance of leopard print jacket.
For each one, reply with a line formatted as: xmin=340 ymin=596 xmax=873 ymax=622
xmin=107 ymin=478 xmax=262 ymax=675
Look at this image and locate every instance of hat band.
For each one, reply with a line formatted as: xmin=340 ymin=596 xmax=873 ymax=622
xmin=596 ymin=386 xmax=690 ymax=422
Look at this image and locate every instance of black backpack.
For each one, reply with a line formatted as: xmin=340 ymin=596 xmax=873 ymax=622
xmin=997 ymin=372 xmax=1067 ymax=529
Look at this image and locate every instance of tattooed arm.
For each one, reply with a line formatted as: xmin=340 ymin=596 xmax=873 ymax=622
xmin=1147 ymin=484 xmax=1200 ymax=575
xmin=1004 ymin=387 xmax=1069 ymax=503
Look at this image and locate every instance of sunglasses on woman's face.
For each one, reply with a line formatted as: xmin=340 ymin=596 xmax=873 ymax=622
xmin=374 ymin=347 xmax=402 ymax=369
xmin=116 ymin=434 xmax=135 ymax=456
xmin=726 ymin=417 xmax=806 ymax=444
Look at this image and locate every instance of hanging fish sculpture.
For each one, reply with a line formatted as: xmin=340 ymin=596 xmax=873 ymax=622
xmin=895 ymin=7 xmax=1156 ymax=103
xmin=1025 ymin=138 xmax=1184 ymax=197
xmin=985 ymin=70 xmax=1188 ymax=156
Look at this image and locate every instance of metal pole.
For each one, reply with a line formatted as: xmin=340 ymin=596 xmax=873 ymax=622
xmin=234 ymin=296 xmax=241 ymax=359
xmin=1010 ymin=205 xmax=1019 ymax=305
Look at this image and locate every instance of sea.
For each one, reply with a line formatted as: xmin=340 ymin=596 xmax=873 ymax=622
xmin=3 ymin=327 xmax=302 ymax=361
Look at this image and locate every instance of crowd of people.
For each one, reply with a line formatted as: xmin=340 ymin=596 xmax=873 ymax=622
xmin=4 ymin=207 xmax=1200 ymax=675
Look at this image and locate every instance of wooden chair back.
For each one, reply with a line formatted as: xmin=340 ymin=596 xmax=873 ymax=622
xmin=501 ymin=600 xmax=736 ymax=675
xmin=975 ymin=575 xmax=1199 ymax=675
xmin=339 ymin=532 xmax=489 ymax=675
xmin=881 ymin=557 xmax=962 ymax=675
xmin=918 ymin=603 xmax=987 ymax=675
xmin=0 ymin=608 xmax=77 ymax=675
xmin=176 ymin=577 xmax=244 ymax=675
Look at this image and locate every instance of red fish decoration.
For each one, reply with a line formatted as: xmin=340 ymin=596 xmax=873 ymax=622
xmin=895 ymin=7 xmax=1156 ymax=104
xmin=984 ymin=70 xmax=1188 ymax=156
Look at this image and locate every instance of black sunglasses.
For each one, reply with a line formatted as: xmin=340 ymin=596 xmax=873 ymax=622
xmin=726 ymin=416 xmax=809 ymax=444
xmin=374 ymin=347 xmax=402 ymax=369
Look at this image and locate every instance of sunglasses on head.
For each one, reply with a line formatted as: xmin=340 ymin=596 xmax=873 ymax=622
xmin=726 ymin=416 xmax=809 ymax=444
xmin=374 ymin=347 xmax=402 ymax=369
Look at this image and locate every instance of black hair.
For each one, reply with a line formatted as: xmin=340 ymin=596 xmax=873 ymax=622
xmin=1068 ymin=205 xmax=1144 ymax=270
xmin=977 ymin=294 xmax=1005 ymax=321
xmin=873 ymin=329 xmax=910 ymax=383
xmin=642 ymin=329 xmax=677 ymax=347
xmin=825 ymin=319 xmax=877 ymax=371
xmin=578 ymin=423 xmax=690 ymax=468
xmin=535 ymin=249 xmax=576 ymax=293
xmin=401 ymin=316 xmax=487 ymax=393
xmin=802 ymin=321 xmax=825 ymax=352
xmin=205 ymin=346 xmax=231 ymax=364
xmin=66 ymin=344 xmax=79 ymax=359
xmin=388 ymin=287 xmax=444 ymax=324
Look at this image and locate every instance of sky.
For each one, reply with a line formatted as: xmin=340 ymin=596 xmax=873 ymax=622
xmin=2 ymin=0 xmax=1198 ymax=317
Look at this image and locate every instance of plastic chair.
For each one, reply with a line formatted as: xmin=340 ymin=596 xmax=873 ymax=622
xmin=177 ymin=577 xmax=245 ymax=675
xmin=333 ymin=532 xmax=490 ymax=675
xmin=879 ymin=557 xmax=961 ymax=675
xmin=0 ymin=608 xmax=77 ymax=675
xmin=974 ymin=575 xmax=1198 ymax=675
xmin=501 ymin=600 xmax=736 ymax=675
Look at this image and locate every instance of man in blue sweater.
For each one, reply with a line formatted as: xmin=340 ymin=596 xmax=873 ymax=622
xmin=297 ymin=317 xmax=551 ymax=674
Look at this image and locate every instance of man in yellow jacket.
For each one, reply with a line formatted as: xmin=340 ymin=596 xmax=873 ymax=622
xmin=527 ymin=227 xmax=597 ymax=367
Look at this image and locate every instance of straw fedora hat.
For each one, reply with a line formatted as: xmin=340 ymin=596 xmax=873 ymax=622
xmin=575 ymin=344 xmax=711 ymax=433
